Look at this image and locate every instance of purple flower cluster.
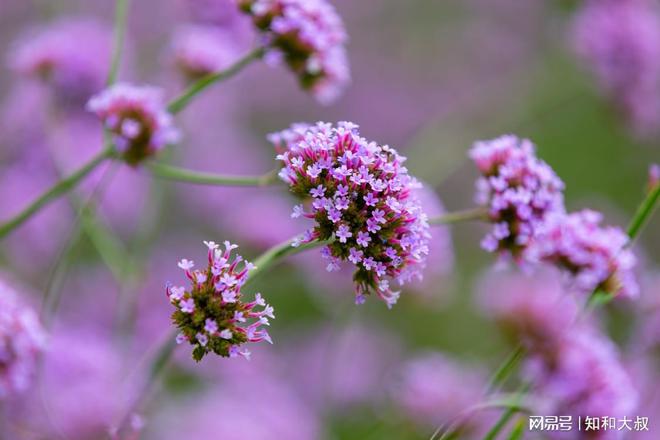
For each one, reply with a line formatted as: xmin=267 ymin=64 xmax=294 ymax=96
xmin=168 ymin=241 xmax=275 ymax=361
xmin=87 ymin=83 xmax=180 ymax=165
xmin=573 ymin=0 xmax=660 ymax=136
xmin=529 ymin=210 xmax=639 ymax=298
xmin=524 ymin=330 xmax=638 ymax=423
xmin=8 ymin=17 xmax=113 ymax=105
xmin=237 ymin=0 xmax=350 ymax=103
xmin=0 ymin=279 xmax=46 ymax=398
xmin=270 ymin=121 xmax=430 ymax=308
xmin=470 ymin=135 xmax=565 ymax=258
xmin=171 ymin=25 xmax=240 ymax=79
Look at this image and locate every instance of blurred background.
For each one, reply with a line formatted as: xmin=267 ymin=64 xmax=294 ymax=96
xmin=0 ymin=0 xmax=658 ymax=439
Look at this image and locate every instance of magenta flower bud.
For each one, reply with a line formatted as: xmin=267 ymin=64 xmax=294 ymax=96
xmin=469 ymin=135 xmax=565 ymax=259
xmin=0 ymin=279 xmax=46 ymax=398
xmin=168 ymin=241 xmax=274 ymax=361
xmin=237 ymin=0 xmax=350 ymax=103
xmin=528 ymin=210 xmax=639 ymax=298
xmin=86 ymin=83 xmax=180 ymax=165
xmin=270 ymin=121 xmax=431 ymax=308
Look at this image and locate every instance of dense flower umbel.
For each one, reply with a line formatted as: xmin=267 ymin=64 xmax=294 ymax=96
xmin=236 ymin=0 xmax=350 ymax=103
xmin=470 ymin=135 xmax=565 ymax=259
xmin=87 ymin=83 xmax=180 ymax=165
xmin=168 ymin=241 xmax=274 ymax=361
xmin=0 ymin=280 xmax=46 ymax=398
xmin=528 ymin=210 xmax=639 ymax=298
xmin=8 ymin=18 xmax=113 ymax=104
xmin=171 ymin=25 xmax=240 ymax=79
xmin=573 ymin=0 xmax=660 ymax=136
xmin=270 ymin=121 xmax=430 ymax=308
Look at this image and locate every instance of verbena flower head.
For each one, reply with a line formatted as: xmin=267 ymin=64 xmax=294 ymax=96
xmin=87 ymin=83 xmax=180 ymax=165
xmin=573 ymin=0 xmax=660 ymax=136
xmin=8 ymin=18 xmax=113 ymax=104
xmin=270 ymin=121 xmax=430 ymax=308
xmin=393 ymin=353 xmax=490 ymax=434
xmin=524 ymin=329 xmax=638 ymax=422
xmin=529 ymin=209 xmax=639 ymax=298
xmin=171 ymin=25 xmax=240 ymax=79
xmin=470 ymin=135 xmax=565 ymax=259
xmin=0 ymin=279 xmax=46 ymax=398
xmin=168 ymin=241 xmax=274 ymax=361
xmin=237 ymin=0 xmax=350 ymax=103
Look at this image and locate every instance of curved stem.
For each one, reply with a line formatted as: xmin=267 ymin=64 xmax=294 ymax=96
xmin=481 ymin=384 xmax=531 ymax=440
xmin=485 ymin=344 xmax=526 ymax=394
xmin=167 ymin=47 xmax=265 ymax=114
xmin=0 ymin=148 xmax=114 ymax=240
xmin=107 ymin=0 xmax=130 ymax=85
xmin=428 ymin=207 xmax=488 ymax=225
xmin=626 ymin=183 xmax=660 ymax=245
xmin=147 ymin=162 xmax=280 ymax=187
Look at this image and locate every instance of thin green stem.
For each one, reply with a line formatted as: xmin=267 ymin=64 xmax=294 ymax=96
xmin=486 ymin=344 xmax=526 ymax=394
xmin=428 ymin=207 xmax=488 ymax=226
xmin=167 ymin=47 xmax=265 ymax=114
xmin=482 ymin=384 xmax=530 ymax=440
xmin=148 ymin=162 xmax=280 ymax=187
xmin=107 ymin=0 xmax=130 ymax=85
xmin=505 ymin=418 xmax=526 ymax=440
xmin=626 ymin=183 xmax=660 ymax=244
xmin=0 ymin=148 xmax=114 ymax=240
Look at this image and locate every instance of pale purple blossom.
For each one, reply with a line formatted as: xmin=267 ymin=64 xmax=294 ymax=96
xmin=470 ymin=135 xmax=565 ymax=258
xmin=8 ymin=18 xmax=114 ymax=104
xmin=237 ymin=0 xmax=350 ymax=103
xmin=171 ymin=25 xmax=240 ymax=79
xmin=0 ymin=279 xmax=46 ymax=398
xmin=168 ymin=241 xmax=274 ymax=361
xmin=573 ymin=0 xmax=660 ymax=137
xmin=87 ymin=83 xmax=180 ymax=164
xmin=528 ymin=210 xmax=639 ymax=298
xmin=271 ymin=121 xmax=431 ymax=307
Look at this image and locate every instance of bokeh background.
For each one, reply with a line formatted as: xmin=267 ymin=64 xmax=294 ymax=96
xmin=0 ymin=0 xmax=658 ymax=439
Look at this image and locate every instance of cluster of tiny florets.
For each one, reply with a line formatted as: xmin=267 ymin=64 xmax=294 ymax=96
xmin=168 ymin=241 xmax=274 ymax=361
xmin=171 ymin=25 xmax=239 ymax=79
xmin=470 ymin=135 xmax=565 ymax=259
xmin=236 ymin=0 xmax=350 ymax=103
xmin=86 ymin=83 xmax=180 ymax=165
xmin=0 ymin=280 xmax=46 ymax=398
xmin=270 ymin=121 xmax=430 ymax=308
xmin=528 ymin=210 xmax=639 ymax=298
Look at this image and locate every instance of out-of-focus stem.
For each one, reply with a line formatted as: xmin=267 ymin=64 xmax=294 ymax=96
xmin=167 ymin=47 xmax=265 ymax=114
xmin=0 ymin=148 xmax=114 ymax=240
xmin=107 ymin=0 xmax=130 ymax=85
xmin=485 ymin=344 xmax=525 ymax=394
xmin=626 ymin=183 xmax=660 ymax=244
xmin=428 ymin=207 xmax=488 ymax=226
xmin=147 ymin=162 xmax=280 ymax=187
xmin=481 ymin=383 xmax=530 ymax=440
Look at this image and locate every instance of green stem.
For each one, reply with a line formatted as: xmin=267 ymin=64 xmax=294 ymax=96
xmin=167 ymin=47 xmax=265 ymax=114
xmin=626 ymin=183 xmax=660 ymax=244
xmin=482 ymin=384 xmax=530 ymax=440
xmin=505 ymin=418 xmax=526 ymax=440
xmin=107 ymin=0 xmax=130 ymax=85
xmin=428 ymin=207 xmax=488 ymax=225
xmin=0 ymin=148 xmax=114 ymax=240
xmin=148 ymin=162 xmax=280 ymax=187
xmin=486 ymin=344 xmax=526 ymax=394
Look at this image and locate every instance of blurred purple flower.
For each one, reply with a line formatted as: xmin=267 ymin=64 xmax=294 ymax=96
xmin=392 ymin=352 xmax=492 ymax=435
xmin=0 ymin=278 xmax=46 ymax=399
xmin=87 ymin=83 xmax=180 ymax=165
xmin=470 ymin=135 xmax=565 ymax=259
xmin=528 ymin=209 xmax=638 ymax=298
xmin=169 ymin=241 xmax=273 ymax=361
xmin=271 ymin=121 xmax=431 ymax=307
xmin=237 ymin=0 xmax=350 ymax=103
xmin=170 ymin=24 xmax=242 ymax=79
xmin=8 ymin=17 xmax=114 ymax=105
xmin=573 ymin=0 xmax=660 ymax=137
